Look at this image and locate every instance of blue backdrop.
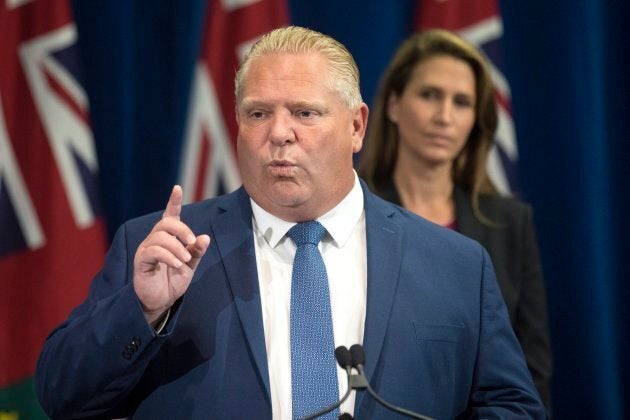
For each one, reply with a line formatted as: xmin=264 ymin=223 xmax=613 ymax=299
xmin=71 ymin=0 xmax=629 ymax=417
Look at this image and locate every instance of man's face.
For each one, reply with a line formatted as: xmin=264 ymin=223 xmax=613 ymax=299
xmin=236 ymin=52 xmax=367 ymax=222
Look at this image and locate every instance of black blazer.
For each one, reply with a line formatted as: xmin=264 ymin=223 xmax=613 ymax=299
xmin=377 ymin=181 xmax=552 ymax=412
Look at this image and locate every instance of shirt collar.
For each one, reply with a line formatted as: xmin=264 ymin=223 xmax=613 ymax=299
xmin=250 ymin=171 xmax=364 ymax=249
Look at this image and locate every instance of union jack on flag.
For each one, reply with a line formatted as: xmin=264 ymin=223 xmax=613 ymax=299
xmin=416 ymin=0 xmax=519 ymax=195
xmin=0 ymin=0 xmax=106 ymax=413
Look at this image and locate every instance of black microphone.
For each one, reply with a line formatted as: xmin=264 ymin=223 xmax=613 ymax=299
xmin=349 ymin=344 xmax=435 ymax=420
xmin=302 ymin=346 xmax=356 ymax=420
xmin=335 ymin=346 xmax=353 ymax=370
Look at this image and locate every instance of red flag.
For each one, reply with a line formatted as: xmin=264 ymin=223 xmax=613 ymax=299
xmin=180 ymin=0 xmax=289 ymax=202
xmin=415 ymin=0 xmax=519 ymax=194
xmin=0 ymin=0 xmax=107 ymax=413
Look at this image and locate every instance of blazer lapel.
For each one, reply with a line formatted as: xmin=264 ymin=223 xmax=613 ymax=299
xmin=454 ymin=186 xmax=484 ymax=242
xmin=210 ymin=188 xmax=271 ymax=403
xmin=209 ymin=184 xmax=405 ymax=411
xmin=356 ymin=182 xmax=404 ymax=410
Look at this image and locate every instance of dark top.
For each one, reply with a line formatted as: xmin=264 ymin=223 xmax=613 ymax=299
xmin=377 ymin=180 xmax=552 ymax=412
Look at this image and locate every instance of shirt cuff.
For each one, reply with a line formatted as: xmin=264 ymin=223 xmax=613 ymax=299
xmin=154 ymin=308 xmax=171 ymax=335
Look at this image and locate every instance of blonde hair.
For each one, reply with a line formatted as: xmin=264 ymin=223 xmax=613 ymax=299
xmin=235 ymin=26 xmax=363 ymax=109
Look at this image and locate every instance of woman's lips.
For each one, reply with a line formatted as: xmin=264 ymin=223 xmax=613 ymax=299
xmin=425 ymin=133 xmax=453 ymax=145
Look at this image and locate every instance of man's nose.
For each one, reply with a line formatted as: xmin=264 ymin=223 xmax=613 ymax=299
xmin=269 ymin=113 xmax=296 ymax=145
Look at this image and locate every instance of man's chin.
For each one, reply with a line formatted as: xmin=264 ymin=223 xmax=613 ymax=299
xmin=268 ymin=190 xmax=307 ymax=209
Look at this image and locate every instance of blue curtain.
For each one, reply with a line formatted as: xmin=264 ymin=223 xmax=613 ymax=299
xmin=500 ymin=2 xmax=628 ymax=418
xmin=72 ymin=0 xmax=207 ymax=231
xmin=72 ymin=0 xmax=629 ymax=417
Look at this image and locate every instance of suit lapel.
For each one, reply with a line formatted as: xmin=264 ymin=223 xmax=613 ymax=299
xmin=209 ymin=184 xmax=406 ymax=411
xmin=356 ymin=183 xmax=404 ymax=410
xmin=210 ymin=188 xmax=271 ymax=403
xmin=454 ymin=186 xmax=484 ymax=242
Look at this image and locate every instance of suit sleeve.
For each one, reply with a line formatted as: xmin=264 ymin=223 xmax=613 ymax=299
xmin=35 ymin=223 xmax=175 ymax=419
xmin=460 ymin=247 xmax=546 ymax=419
xmin=513 ymin=205 xmax=553 ymax=411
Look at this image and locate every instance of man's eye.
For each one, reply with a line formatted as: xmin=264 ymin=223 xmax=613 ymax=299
xmin=250 ymin=111 xmax=265 ymax=119
xmin=297 ymin=110 xmax=317 ymax=118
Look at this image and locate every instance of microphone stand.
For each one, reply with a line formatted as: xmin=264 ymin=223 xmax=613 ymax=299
xmin=301 ymin=345 xmax=435 ymax=420
xmin=350 ymin=345 xmax=435 ymax=420
xmin=354 ymin=363 xmax=434 ymax=420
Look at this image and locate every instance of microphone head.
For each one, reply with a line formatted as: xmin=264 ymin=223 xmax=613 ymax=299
xmin=349 ymin=344 xmax=365 ymax=367
xmin=338 ymin=413 xmax=354 ymax=420
xmin=335 ymin=346 xmax=352 ymax=368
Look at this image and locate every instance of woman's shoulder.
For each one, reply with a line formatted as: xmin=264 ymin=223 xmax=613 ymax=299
xmin=456 ymin=187 xmax=533 ymax=227
xmin=482 ymin=197 xmax=535 ymax=237
xmin=478 ymin=193 xmax=532 ymax=217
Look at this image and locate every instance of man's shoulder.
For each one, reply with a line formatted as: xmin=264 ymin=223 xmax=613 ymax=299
xmin=364 ymin=188 xmax=482 ymax=255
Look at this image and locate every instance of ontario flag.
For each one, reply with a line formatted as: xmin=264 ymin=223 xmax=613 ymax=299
xmin=415 ymin=0 xmax=519 ymax=195
xmin=179 ymin=0 xmax=288 ymax=203
xmin=0 ymin=0 xmax=107 ymax=417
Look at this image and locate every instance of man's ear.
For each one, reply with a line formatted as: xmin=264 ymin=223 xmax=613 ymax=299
xmin=351 ymin=103 xmax=369 ymax=153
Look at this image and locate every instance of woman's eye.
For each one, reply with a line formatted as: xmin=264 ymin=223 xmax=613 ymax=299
xmin=455 ymin=97 xmax=473 ymax=108
xmin=420 ymin=89 xmax=439 ymax=100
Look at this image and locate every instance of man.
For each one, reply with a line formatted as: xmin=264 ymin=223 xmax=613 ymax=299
xmin=36 ymin=26 xmax=545 ymax=419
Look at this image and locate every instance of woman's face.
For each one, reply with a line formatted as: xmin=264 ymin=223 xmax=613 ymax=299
xmin=388 ymin=54 xmax=476 ymax=167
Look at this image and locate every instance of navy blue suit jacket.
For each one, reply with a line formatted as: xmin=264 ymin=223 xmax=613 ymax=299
xmin=36 ymin=182 xmax=544 ymax=419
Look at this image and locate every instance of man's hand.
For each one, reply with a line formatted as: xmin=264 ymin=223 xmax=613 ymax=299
xmin=133 ymin=185 xmax=211 ymax=326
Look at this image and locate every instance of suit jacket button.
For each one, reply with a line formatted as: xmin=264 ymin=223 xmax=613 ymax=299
xmin=131 ymin=337 xmax=141 ymax=350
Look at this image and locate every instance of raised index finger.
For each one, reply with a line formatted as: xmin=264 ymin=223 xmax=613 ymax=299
xmin=163 ymin=185 xmax=183 ymax=220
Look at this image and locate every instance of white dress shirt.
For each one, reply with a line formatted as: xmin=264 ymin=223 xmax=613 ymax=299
xmin=251 ymin=173 xmax=367 ymax=419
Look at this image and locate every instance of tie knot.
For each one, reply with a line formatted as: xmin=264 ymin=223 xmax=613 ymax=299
xmin=287 ymin=221 xmax=326 ymax=247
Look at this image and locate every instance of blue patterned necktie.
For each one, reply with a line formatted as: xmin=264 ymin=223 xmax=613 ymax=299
xmin=288 ymin=221 xmax=339 ymax=419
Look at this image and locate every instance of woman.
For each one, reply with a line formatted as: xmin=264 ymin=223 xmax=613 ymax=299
xmin=359 ymin=29 xmax=552 ymax=411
